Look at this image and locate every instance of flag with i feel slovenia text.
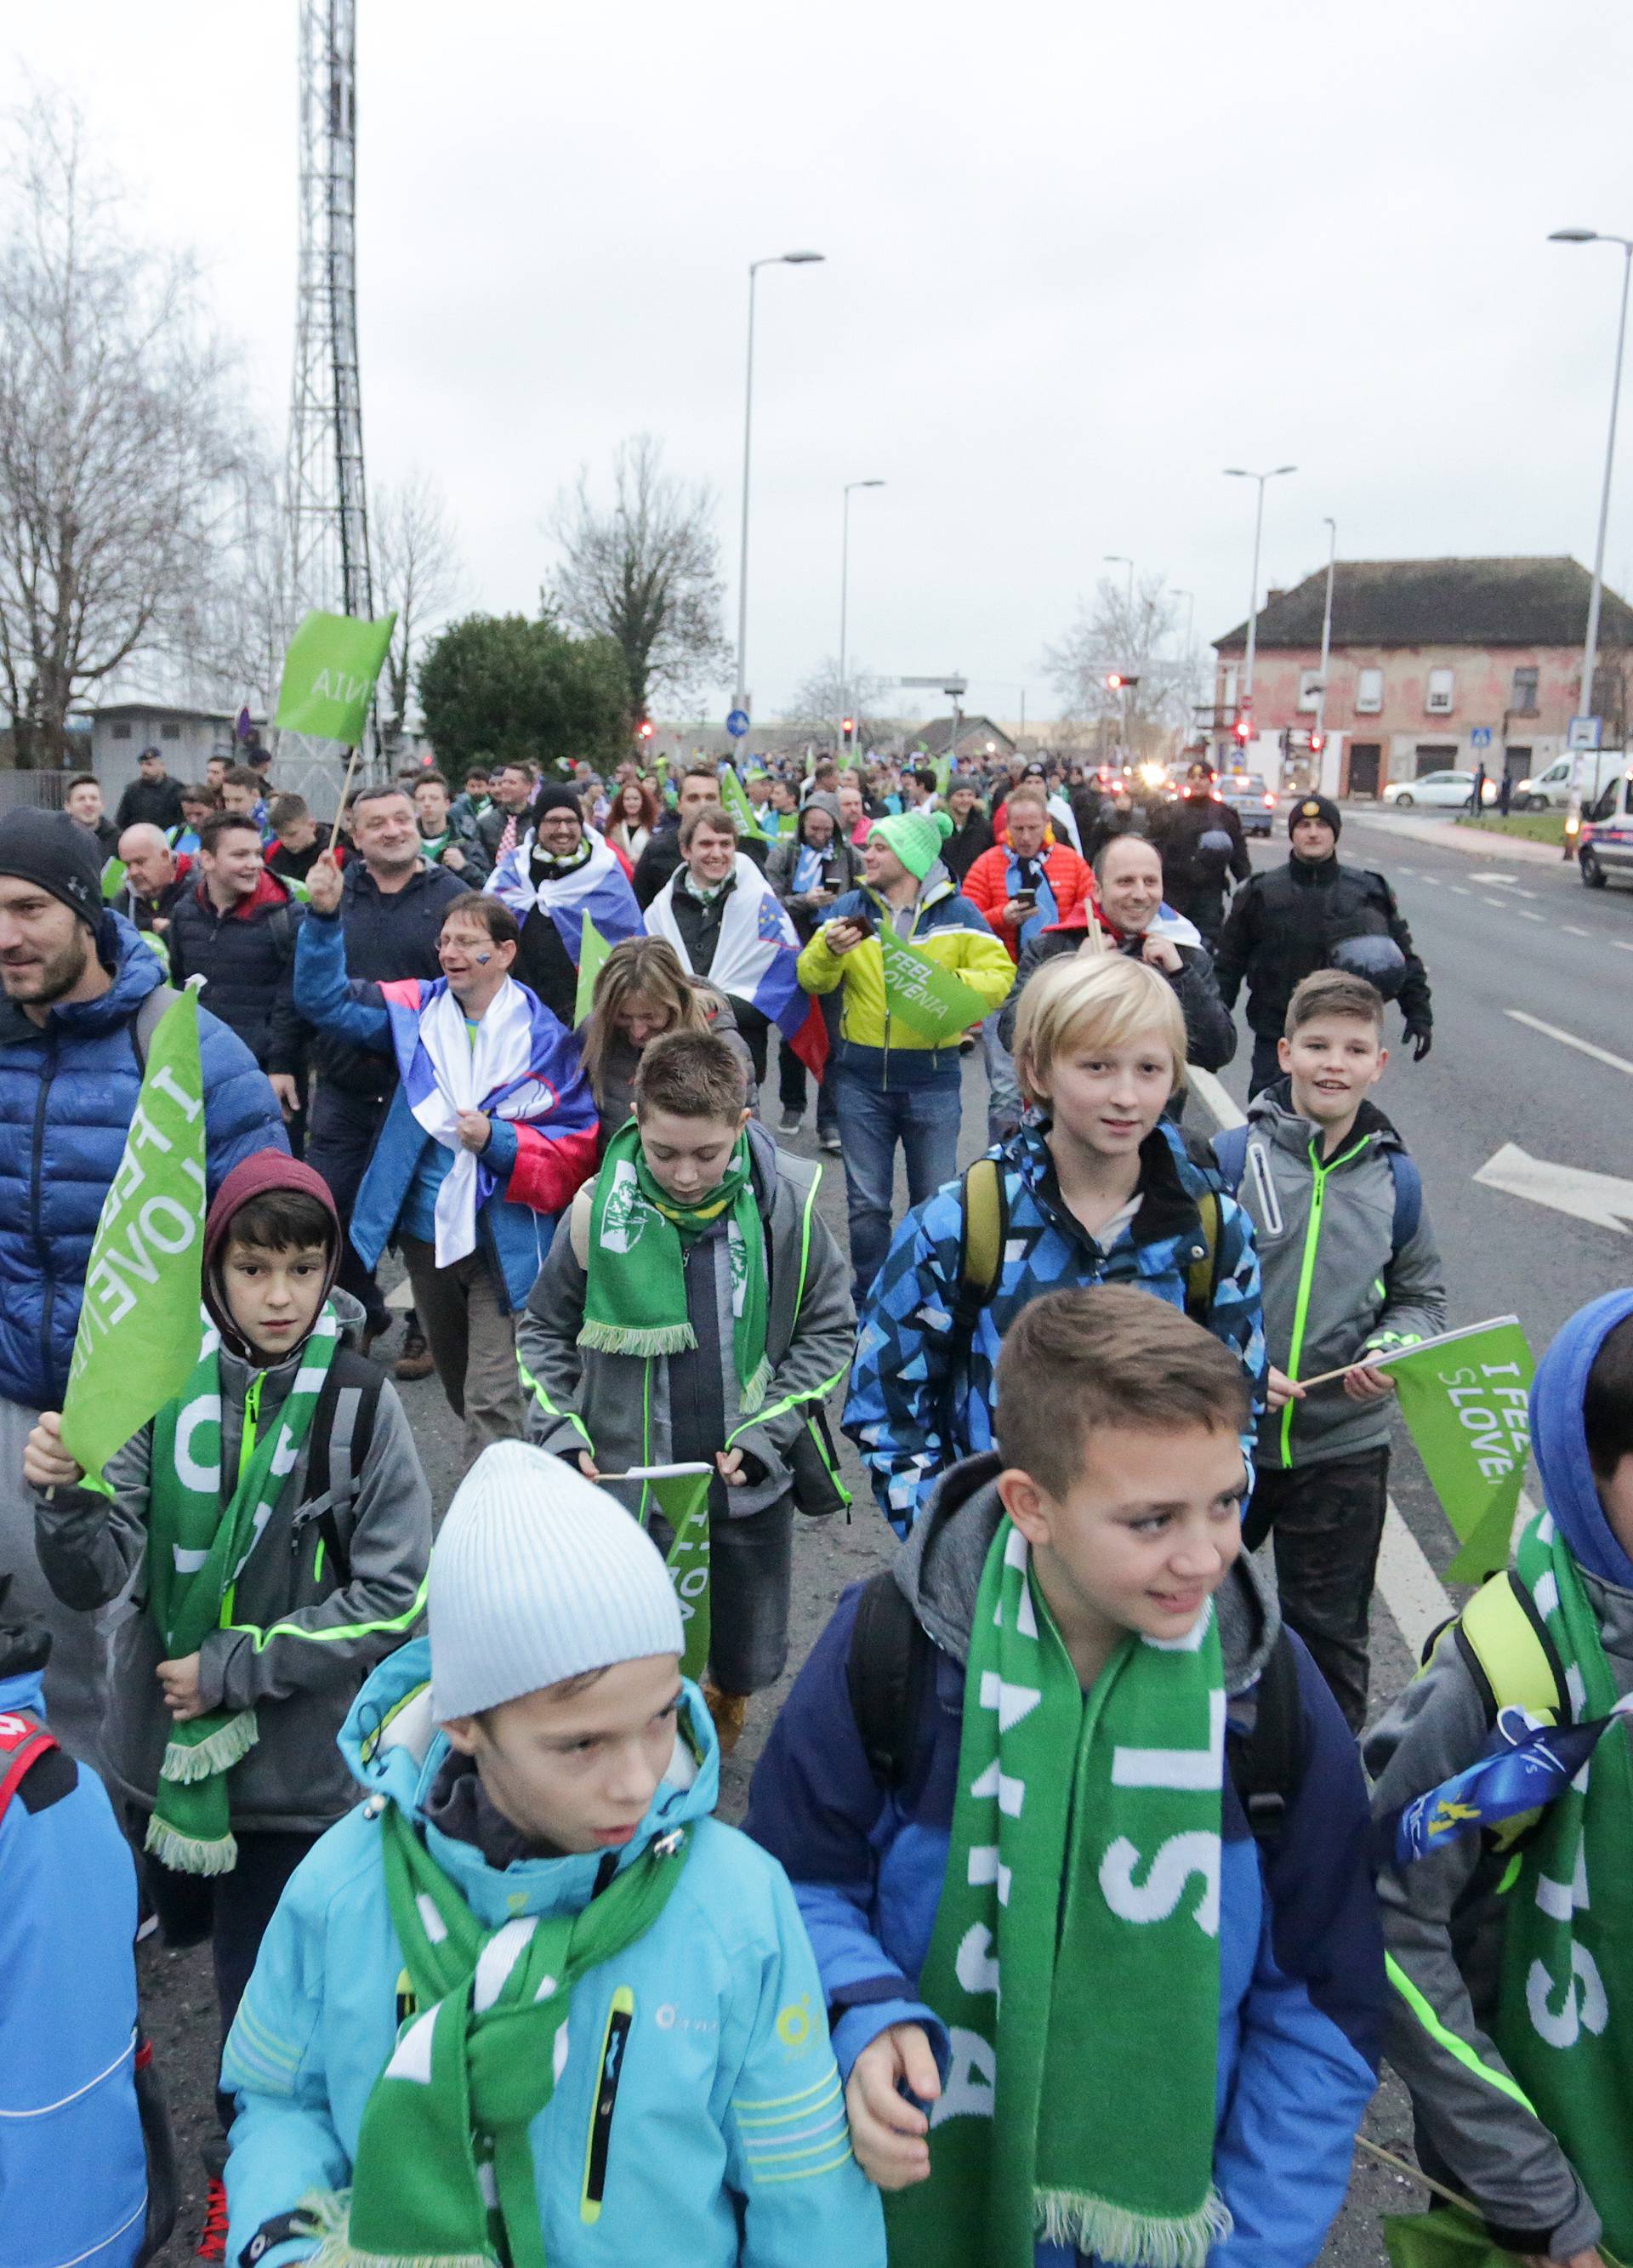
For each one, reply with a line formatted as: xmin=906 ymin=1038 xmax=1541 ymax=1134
xmin=628 ymin=1465 xmax=713 ymax=1683
xmin=1375 ymin=1316 xmax=1535 ymax=1582
xmin=274 ymin=607 xmax=397 ymax=744
xmin=876 ymin=924 xmax=993 ymax=1043
xmin=60 ymin=987 xmax=208 ymax=1487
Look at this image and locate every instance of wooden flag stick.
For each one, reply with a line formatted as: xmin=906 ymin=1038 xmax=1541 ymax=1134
xmin=1351 ymin=2134 xmax=1479 ymax=2219
xmin=327 ymin=744 xmax=361 ymax=853
xmin=1291 ymin=1352 xmax=1405 ymax=1394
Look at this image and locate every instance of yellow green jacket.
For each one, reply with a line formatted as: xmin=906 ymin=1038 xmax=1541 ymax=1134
xmin=795 ymin=870 xmax=1014 ymax=1080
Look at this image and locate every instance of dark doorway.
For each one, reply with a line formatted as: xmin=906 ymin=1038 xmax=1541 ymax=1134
xmin=1504 ymin=745 xmax=1533 ymax=784
xmin=1347 ymin=743 xmax=1381 ymax=796
xmin=1415 ymin=744 xmax=1458 ymax=776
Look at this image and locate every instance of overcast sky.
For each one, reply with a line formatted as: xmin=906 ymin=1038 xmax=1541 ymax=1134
xmin=15 ymin=0 xmax=1633 ymax=727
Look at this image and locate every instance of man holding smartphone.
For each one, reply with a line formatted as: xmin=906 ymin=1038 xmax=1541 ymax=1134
xmin=767 ymin=799 xmax=861 ymax=1147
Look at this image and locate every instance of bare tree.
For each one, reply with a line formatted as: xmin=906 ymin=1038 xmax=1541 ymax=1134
xmin=547 ymin=435 xmax=731 ymax=721
xmin=792 ymin=656 xmax=895 ymax=744
xmin=1043 ymin=573 xmax=1194 ymax=758
xmin=375 ymin=470 xmax=463 ymax=748
xmin=0 ymin=94 xmax=255 ymax=763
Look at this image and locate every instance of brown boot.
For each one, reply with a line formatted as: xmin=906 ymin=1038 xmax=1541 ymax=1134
xmin=703 ymin=1678 xmax=748 ymax=1755
xmin=395 ymin=1325 xmax=435 ymax=1382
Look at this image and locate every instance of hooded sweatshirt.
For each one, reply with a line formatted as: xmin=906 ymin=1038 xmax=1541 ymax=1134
xmin=1364 ymin=1291 xmax=1633 ymax=2259
xmin=744 ymin=1456 xmax=1382 ymax=2268
xmin=33 ymin=1151 xmax=431 ymax=1835
xmin=219 ymin=1640 xmax=885 ymax=2268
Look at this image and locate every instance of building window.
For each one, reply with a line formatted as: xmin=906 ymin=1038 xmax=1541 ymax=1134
xmin=1222 ymin=665 xmax=1239 ymax=710
xmin=1426 ymin=668 xmax=1454 ymax=715
xmin=1511 ymin=665 xmax=1539 ymax=714
xmin=160 ymin=721 xmax=181 ymax=741
xmin=1356 ymin=668 xmax=1383 ymax=714
xmin=1297 ymin=670 xmax=1323 ymax=712
xmin=110 ymin=721 xmax=132 ymax=740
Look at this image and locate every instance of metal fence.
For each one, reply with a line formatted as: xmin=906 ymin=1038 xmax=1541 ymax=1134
xmin=0 ymin=771 xmax=75 ymax=815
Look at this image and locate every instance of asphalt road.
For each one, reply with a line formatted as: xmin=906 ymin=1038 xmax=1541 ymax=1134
xmin=140 ymin=819 xmax=1633 ymax=2259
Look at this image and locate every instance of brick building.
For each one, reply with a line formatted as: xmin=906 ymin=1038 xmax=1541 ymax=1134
xmin=1211 ymin=557 xmax=1633 ymax=796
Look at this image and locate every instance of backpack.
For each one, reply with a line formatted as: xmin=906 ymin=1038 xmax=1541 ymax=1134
xmin=1418 ymin=1570 xmax=1571 ymax=1855
xmin=1211 ymin=1122 xmax=1422 ymax=1257
xmin=290 ymin=1345 xmax=387 ymax=1588
xmin=844 ymin=1566 xmax=1306 ymax=1844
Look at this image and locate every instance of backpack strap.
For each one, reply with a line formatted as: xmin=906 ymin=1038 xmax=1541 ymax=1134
xmin=953 ymin=1156 xmax=1006 ymax=1336
xmin=0 ymin=1707 xmax=64 ymax=1824
xmin=1385 ymin=1149 xmax=1422 ymax=1253
xmin=1185 ymin=1188 xmax=1221 ymax=1323
xmin=845 ymin=1569 xmax=934 ymax=1791
xmin=1211 ymin=1124 xmax=1249 ymax=1191
xmin=131 ymin=982 xmax=179 ymax=1069
xmin=298 ymin=1347 xmax=385 ymax=1590
xmin=1227 ymin=1628 xmax=1306 ymax=1846
xmin=1421 ymin=1569 xmax=1571 ymax=1855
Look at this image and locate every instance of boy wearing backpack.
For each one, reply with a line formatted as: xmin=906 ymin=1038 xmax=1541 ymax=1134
xmin=1366 ymin=1291 xmax=1633 ymax=2268
xmin=1211 ymin=969 xmax=1445 ymax=1731
xmin=519 ymin=1029 xmax=853 ymax=1754
xmin=219 ymin=1440 xmax=885 ymax=2268
xmin=25 ymin=1152 xmax=430 ymax=2245
xmin=747 ymin=1285 xmax=1382 ymax=2265
xmin=846 ymin=953 xmax=1265 ymax=1536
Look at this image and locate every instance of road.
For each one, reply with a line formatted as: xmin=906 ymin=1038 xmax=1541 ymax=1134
xmin=141 ymin=810 xmax=1633 ymax=2259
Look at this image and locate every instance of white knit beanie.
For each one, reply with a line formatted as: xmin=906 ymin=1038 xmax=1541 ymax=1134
xmin=429 ymin=1441 xmax=684 ymax=1721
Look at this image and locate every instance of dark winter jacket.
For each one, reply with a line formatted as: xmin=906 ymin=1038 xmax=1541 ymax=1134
xmin=845 ymin=1118 xmax=1266 ymax=1532
xmin=0 ymin=913 xmax=287 ymax=1410
xmin=997 ymin=898 xmax=1237 ymax=1071
xmin=1214 ymin=852 xmax=1432 ymax=1040
xmin=265 ymin=836 xmax=344 ymax=888
xmin=1077 ymin=792 xmax=1152 ymax=863
xmin=114 ymin=853 xmax=193 ymax=933
xmin=745 ymin=1457 xmax=1382 ymax=2268
xmin=309 ymin=858 xmax=467 ymax=1098
xmin=632 ymin=816 xmax=765 ymax=910
xmin=474 ymin=800 xmax=536 ymax=868
xmin=166 ymin=869 xmax=305 ymax=1074
xmin=765 ymin=830 xmax=862 ymax=941
xmin=417 ymin=805 xmax=490 ymax=887
xmin=114 ymin=773 xmax=185 ymax=834
xmin=1151 ymin=789 xmax=1253 ymax=894
xmin=938 ymin=807 xmax=994 ymax=883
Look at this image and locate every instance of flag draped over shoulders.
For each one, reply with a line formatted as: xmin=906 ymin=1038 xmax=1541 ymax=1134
xmin=486 ymin=829 xmax=642 ymax=961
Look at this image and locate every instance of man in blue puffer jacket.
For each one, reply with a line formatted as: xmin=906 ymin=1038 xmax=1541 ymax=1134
xmin=0 ymin=809 xmax=286 ymax=1767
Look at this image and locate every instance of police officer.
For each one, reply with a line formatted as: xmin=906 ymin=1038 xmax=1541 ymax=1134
xmin=1214 ymin=793 xmax=1433 ymax=1095
xmin=1148 ymin=759 xmax=1250 ymax=944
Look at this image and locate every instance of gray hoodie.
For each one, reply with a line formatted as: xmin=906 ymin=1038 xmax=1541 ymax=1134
xmin=1218 ymin=1085 xmax=1446 ymax=1469
xmin=33 ymin=1289 xmax=431 ymax=1835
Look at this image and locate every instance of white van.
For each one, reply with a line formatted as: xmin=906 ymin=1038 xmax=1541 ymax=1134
xmin=1515 ymin=750 xmax=1626 ymax=810
xmin=1580 ymin=770 xmax=1633 ymax=891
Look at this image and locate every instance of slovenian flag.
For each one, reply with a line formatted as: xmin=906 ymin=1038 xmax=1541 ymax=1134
xmin=486 ymin=830 xmax=643 ymax=964
xmin=646 ymin=856 xmax=828 ymax=1078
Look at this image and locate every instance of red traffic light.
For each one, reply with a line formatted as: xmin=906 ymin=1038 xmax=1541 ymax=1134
xmin=1309 ymin=731 xmax=1324 ymax=755
xmin=841 ymin=717 xmax=856 ymax=743
xmin=1104 ymin=672 xmax=1124 ymax=691
xmin=636 ymin=719 xmax=654 ymax=740
xmin=1233 ymin=714 xmax=1252 ymax=742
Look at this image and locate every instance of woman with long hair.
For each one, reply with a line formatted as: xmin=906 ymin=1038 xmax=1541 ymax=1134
xmin=604 ymin=776 xmax=659 ymax=868
xmin=579 ymin=935 xmax=758 ymax=1141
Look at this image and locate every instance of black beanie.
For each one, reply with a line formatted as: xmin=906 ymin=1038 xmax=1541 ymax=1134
xmin=531 ymin=781 xmax=583 ymax=820
xmin=0 ymin=808 xmax=107 ymax=927
xmin=1289 ymin=794 xmax=1341 ymax=841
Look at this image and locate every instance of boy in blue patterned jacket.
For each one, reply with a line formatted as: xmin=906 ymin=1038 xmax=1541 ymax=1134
xmin=847 ymin=953 xmax=1265 ymax=1535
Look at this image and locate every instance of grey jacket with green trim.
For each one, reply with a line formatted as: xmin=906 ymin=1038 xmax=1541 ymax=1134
xmin=1362 ymin=1576 xmax=1633 ymax=2259
xmin=32 ymin=1290 xmax=432 ymax=1836
xmin=1216 ymin=1085 xmax=1445 ymax=1470
xmin=519 ymin=1121 xmax=855 ymax=1521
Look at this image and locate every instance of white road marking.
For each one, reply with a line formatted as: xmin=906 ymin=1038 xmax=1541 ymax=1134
xmin=1563 ymin=924 xmax=1590 ymax=937
xmin=1616 ymin=940 xmax=1633 ymax=954
xmin=1476 ymin=1143 xmax=1633 ymax=1231
xmin=1466 ymin=873 xmax=1516 ymax=886
xmin=1515 ymin=888 xmax=1539 ymax=900
xmin=1188 ymin=1068 xmax=1454 ymax=1639
xmin=1505 ymin=1009 xmax=1633 ymax=1080
xmin=1483 ymin=898 xmax=1506 ymax=908
xmin=1448 ymin=885 xmax=1470 ymax=897
xmin=1417 ymin=873 xmax=1442 ymax=885
xmin=1518 ymin=909 xmax=1544 ymax=921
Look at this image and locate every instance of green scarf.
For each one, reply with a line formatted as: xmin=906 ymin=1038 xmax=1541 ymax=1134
xmin=305 ymin=1799 xmax=691 ymax=2268
xmin=1496 ymin=1510 xmax=1633 ymax=2258
xmin=887 ymin=1519 xmax=1230 ymax=2268
xmin=420 ymin=827 xmax=452 ymax=863
xmin=144 ymin=1307 xmax=339 ymax=1875
xmin=578 ymin=1120 xmax=770 ymax=1412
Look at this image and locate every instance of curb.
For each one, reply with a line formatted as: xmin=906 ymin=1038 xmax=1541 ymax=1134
xmin=1340 ymin=809 xmax=1568 ymax=867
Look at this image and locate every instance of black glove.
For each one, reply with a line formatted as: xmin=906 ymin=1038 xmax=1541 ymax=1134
xmin=1403 ymin=1021 xmax=1432 ymax=1063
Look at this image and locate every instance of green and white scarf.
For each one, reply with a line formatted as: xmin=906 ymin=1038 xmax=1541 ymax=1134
xmin=303 ymin=1799 xmax=691 ymax=2268
xmin=578 ymin=1120 xmax=769 ymax=1411
xmin=144 ymin=1307 xmax=339 ymax=1875
xmin=1496 ymin=1508 xmax=1633 ymax=2259
xmin=886 ymin=1519 xmax=1231 ymax=2268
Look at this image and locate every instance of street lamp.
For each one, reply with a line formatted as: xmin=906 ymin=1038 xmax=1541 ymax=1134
xmin=1223 ymin=465 xmax=1297 ymax=724
xmin=1172 ymin=588 xmax=1196 ymax=729
xmin=1314 ymin=517 xmax=1337 ymax=752
xmin=1104 ymin=558 xmax=1135 ymax=759
xmin=1104 ymin=553 xmax=1135 ymax=615
xmin=1547 ymin=226 xmax=1633 ymax=837
xmin=839 ymin=479 xmax=885 ymax=745
xmin=734 ymin=250 xmax=825 ymax=729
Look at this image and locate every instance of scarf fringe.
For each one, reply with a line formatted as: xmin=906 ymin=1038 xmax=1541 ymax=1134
xmin=145 ymin=1815 xmax=239 ymax=1877
xmin=737 ymin=1355 xmax=773 ymax=1417
xmin=1033 ymin=2185 xmax=1234 ymax=2268
xmin=297 ymin=2190 xmax=495 ymax=2268
xmin=159 ymin=1708 xmax=259 ymax=1784
xmin=576 ymin=1319 xmax=697 ymax=1359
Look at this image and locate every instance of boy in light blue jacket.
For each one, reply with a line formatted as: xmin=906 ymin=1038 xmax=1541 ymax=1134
xmin=221 ymin=1439 xmax=883 ymax=2268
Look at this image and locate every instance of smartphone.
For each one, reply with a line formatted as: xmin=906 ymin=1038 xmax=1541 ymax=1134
xmin=840 ymin=909 xmax=875 ymax=939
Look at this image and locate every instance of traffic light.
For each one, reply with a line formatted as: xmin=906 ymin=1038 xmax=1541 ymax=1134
xmin=635 ymin=719 xmax=654 ymax=744
xmin=1104 ymin=672 xmax=1124 ymax=692
xmin=841 ymin=716 xmax=855 ymax=747
xmin=1234 ymin=710 xmax=1253 ymax=744
xmin=1309 ymin=731 xmax=1325 ymax=755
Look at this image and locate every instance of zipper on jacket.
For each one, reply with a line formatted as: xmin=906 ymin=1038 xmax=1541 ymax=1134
xmin=1278 ymin=1133 xmax=1368 ymax=1464
xmin=222 ymin=1373 xmax=265 ymax=1625
xmin=579 ymin=1986 xmax=635 ymax=2222
xmin=29 ymin=1032 xmax=57 ymax=1403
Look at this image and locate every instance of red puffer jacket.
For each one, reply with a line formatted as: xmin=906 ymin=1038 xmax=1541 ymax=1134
xmin=961 ymin=834 xmax=1094 ymax=963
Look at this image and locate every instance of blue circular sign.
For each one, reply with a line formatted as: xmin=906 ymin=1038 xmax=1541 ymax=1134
xmin=725 ymin=708 xmax=750 ymax=738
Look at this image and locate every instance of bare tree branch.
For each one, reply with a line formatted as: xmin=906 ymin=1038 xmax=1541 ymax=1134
xmin=546 ymin=435 xmax=731 ymax=721
xmin=791 ymin=655 xmax=895 ymax=744
xmin=1043 ymin=573 xmax=1197 ymax=756
xmin=374 ymin=470 xmax=463 ymax=747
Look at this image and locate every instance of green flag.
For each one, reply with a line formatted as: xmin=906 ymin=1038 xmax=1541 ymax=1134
xmin=1375 ymin=1317 xmax=1534 ymax=1582
xmin=1380 ymin=2208 xmax=1619 ymax=2268
xmin=574 ymin=909 xmax=612 ymax=1026
xmin=60 ymin=987 xmax=208 ymax=1485
xmin=876 ymin=926 xmax=992 ymax=1043
xmin=716 ymin=766 xmax=769 ymax=841
xmin=932 ymin=755 xmax=952 ymax=796
xmin=634 ymin=1465 xmax=714 ymax=1683
xmin=274 ymin=608 xmax=397 ymax=744
xmin=100 ymin=856 xmax=127 ymax=903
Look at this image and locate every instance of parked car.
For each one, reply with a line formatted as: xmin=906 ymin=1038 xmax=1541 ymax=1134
xmin=1579 ymin=768 xmax=1633 ymax=891
xmin=1218 ymin=772 xmax=1277 ymax=836
xmin=1381 ymin=770 xmax=1497 ymax=810
xmin=1515 ymin=750 xmax=1628 ymax=812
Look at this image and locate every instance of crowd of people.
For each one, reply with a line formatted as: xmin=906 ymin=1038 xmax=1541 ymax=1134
xmin=6 ymin=732 xmax=1627 ymax=2268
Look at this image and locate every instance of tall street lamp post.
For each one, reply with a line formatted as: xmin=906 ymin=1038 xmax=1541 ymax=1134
xmin=1105 ymin=556 xmax=1135 ymax=759
xmin=1314 ymin=517 xmax=1338 ymax=765
xmin=839 ymin=478 xmax=885 ymax=743
xmin=733 ymin=249 xmax=824 ymax=731
xmin=1223 ymin=465 xmax=1296 ymax=738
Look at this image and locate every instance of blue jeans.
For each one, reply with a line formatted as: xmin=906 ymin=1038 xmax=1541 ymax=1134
xmin=832 ymin=1065 xmax=963 ymax=1302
